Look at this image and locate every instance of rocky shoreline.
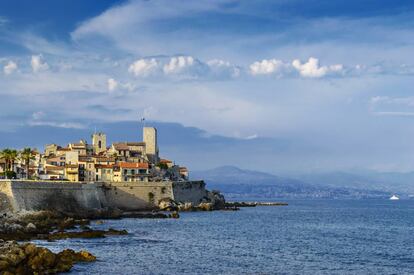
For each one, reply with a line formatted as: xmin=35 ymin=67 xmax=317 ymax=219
xmin=0 ymin=240 xmax=96 ymax=274
xmin=0 ymin=192 xmax=229 ymax=273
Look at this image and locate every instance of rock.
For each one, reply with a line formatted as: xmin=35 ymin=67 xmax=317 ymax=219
xmin=177 ymin=202 xmax=194 ymax=211
xmin=0 ymin=260 xmax=9 ymax=270
xmin=198 ymin=202 xmax=213 ymax=211
xmin=25 ymin=223 xmax=37 ymax=232
xmin=0 ymin=242 xmax=96 ymax=274
xmin=158 ymin=198 xmax=178 ymax=211
xmin=170 ymin=211 xmax=180 ymax=219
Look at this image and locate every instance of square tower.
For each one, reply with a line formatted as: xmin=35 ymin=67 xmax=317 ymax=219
xmin=143 ymin=127 xmax=159 ymax=164
xmin=92 ymin=133 xmax=107 ymax=155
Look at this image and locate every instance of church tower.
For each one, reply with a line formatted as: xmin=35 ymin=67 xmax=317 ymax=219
xmin=92 ymin=132 xmax=106 ymax=155
xmin=143 ymin=127 xmax=159 ymax=164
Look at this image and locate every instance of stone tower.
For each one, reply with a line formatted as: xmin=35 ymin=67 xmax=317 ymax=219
xmin=92 ymin=132 xmax=106 ymax=155
xmin=143 ymin=127 xmax=159 ymax=164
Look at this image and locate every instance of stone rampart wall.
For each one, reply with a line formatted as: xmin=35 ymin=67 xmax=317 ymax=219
xmin=101 ymin=181 xmax=174 ymax=211
xmin=0 ymin=180 xmax=209 ymax=213
xmin=172 ymin=181 xmax=208 ymax=205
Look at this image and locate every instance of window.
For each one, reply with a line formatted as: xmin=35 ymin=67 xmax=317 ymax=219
xmin=98 ymin=140 xmax=102 ymax=149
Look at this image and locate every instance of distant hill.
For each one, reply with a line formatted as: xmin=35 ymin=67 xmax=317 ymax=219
xmin=191 ymin=166 xmax=390 ymax=199
xmin=291 ymin=170 xmax=414 ymax=194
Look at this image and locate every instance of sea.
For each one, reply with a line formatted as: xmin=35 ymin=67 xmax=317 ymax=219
xmin=34 ymin=199 xmax=414 ymax=274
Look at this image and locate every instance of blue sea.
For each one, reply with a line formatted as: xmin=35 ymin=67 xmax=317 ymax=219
xmin=34 ymin=200 xmax=414 ymax=274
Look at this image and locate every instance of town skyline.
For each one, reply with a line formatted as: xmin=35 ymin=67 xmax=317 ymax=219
xmin=2 ymin=0 xmax=414 ymax=173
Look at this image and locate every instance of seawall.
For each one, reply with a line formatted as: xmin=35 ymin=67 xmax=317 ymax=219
xmin=0 ymin=179 xmax=209 ymax=213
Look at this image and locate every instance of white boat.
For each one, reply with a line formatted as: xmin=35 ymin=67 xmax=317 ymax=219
xmin=389 ymin=195 xmax=400 ymax=200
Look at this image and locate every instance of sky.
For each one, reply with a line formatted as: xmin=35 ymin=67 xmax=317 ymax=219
xmin=1 ymin=0 xmax=414 ymax=173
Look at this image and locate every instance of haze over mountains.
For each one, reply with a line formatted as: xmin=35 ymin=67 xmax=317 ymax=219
xmin=192 ymin=166 xmax=414 ymax=199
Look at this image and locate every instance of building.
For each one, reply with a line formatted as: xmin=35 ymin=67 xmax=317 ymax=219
xmin=2 ymin=126 xmax=190 ymax=183
xmin=143 ymin=127 xmax=159 ymax=164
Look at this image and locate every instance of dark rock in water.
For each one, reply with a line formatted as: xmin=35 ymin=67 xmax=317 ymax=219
xmin=46 ymin=228 xmax=128 ymax=241
xmin=0 ymin=240 xmax=96 ymax=274
xmin=170 ymin=211 xmax=180 ymax=219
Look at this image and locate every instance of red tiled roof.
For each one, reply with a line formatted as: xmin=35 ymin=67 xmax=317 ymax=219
xmin=119 ymin=162 xmax=149 ymax=169
xmin=113 ymin=143 xmax=129 ymax=150
xmin=126 ymin=142 xmax=146 ymax=146
xmin=160 ymin=159 xmax=172 ymax=164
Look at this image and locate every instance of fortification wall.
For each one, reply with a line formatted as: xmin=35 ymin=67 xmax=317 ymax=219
xmin=0 ymin=180 xmax=209 ymax=213
xmin=0 ymin=180 xmax=105 ymax=213
xmin=172 ymin=181 xmax=208 ymax=205
xmin=101 ymin=181 xmax=174 ymax=211
xmin=0 ymin=181 xmax=16 ymax=213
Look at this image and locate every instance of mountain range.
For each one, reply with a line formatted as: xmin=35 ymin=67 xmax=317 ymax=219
xmin=192 ymin=166 xmax=413 ymax=199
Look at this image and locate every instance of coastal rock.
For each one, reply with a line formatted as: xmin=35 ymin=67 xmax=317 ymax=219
xmin=198 ymin=202 xmax=214 ymax=211
xmin=170 ymin=211 xmax=180 ymax=219
xmin=0 ymin=241 xmax=96 ymax=274
xmin=177 ymin=202 xmax=194 ymax=211
xmin=158 ymin=198 xmax=178 ymax=211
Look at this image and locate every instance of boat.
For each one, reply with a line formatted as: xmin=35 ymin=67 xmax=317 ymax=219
xmin=389 ymin=195 xmax=400 ymax=200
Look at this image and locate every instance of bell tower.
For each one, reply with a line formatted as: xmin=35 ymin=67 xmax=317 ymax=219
xmin=92 ymin=132 xmax=106 ymax=155
xmin=143 ymin=127 xmax=159 ymax=164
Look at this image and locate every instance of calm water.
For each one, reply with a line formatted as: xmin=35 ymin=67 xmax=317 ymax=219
xmin=35 ymin=200 xmax=414 ymax=274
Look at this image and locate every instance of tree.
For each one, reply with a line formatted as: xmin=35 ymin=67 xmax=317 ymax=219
xmin=20 ymin=148 xmax=35 ymax=179
xmin=0 ymin=149 xmax=18 ymax=179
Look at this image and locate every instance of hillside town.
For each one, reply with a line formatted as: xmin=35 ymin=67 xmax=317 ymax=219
xmin=0 ymin=127 xmax=189 ymax=182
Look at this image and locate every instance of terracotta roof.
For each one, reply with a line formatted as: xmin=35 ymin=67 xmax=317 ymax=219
xmin=57 ymin=148 xmax=71 ymax=152
xmin=113 ymin=143 xmax=129 ymax=150
xmin=160 ymin=159 xmax=172 ymax=164
xmin=126 ymin=142 xmax=146 ymax=146
xmin=179 ymin=167 xmax=188 ymax=171
xmin=65 ymin=164 xmax=78 ymax=168
xmin=119 ymin=162 xmax=149 ymax=169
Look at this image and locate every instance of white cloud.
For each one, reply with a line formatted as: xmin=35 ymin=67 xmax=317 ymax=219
xmin=249 ymin=57 xmax=344 ymax=78
xmin=249 ymin=59 xmax=285 ymax=75
xmin=31 ymin=55 xmax=49 ymax=72
xmin=163 ymin=56 xmax=202 ymax=75
xmin=128 ymin=56 xmax=239 ymax=80
xmin=292 ymin=57 xmax=343 ymax=78
xmin=107 ymin=78 xmax=118 ymax=91
xmin=128 ymin=58 xmax=159 ymax=77
xmin=3 ymin=61 xmax=17 ymax=75
xmin=207 ymin=59 xmax=241 ymax=78
xmin=28 ymin=120 xmax=86 ymax=129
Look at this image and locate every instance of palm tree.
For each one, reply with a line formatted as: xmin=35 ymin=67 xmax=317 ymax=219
xmin=0 ymin=149 xmax=10 ymax=178
xmin=20 ymin=148 xmax=35 ymax=179
xmin=8 ymin=150 xmax=18 ymax=178
xmin=0 ymin=149 xmax=17 ymax=179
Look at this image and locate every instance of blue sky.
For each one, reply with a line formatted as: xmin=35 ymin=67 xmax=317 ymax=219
xmin=2 ymin=0 xmax=414 ymax=173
